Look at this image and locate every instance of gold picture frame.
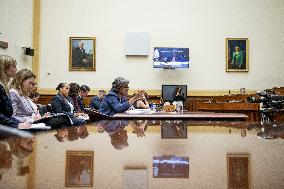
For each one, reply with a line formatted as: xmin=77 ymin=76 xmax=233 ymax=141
xmin=65 ymin=151 xmax=94 ymax=187
xmin=227 ymin=154 xmax=250 ymax=189
xmin=226 ymin=38 xmax=249 ymax=72
xmin=69 ymin=37 xmax=96 ymax=71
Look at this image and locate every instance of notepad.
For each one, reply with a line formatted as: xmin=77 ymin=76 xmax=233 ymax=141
xmin=20 ymin=123 xmax=51 ymax=130
xmin=31 ymin=123 xmax=51 ymax=129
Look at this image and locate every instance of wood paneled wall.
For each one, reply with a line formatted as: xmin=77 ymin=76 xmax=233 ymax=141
xmin=38 ymin=93 xmax=284 ymax=122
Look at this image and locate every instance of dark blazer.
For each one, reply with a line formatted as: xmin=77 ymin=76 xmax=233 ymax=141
xmin=0 ymin=84 xmax=19 ymax=128
xmin=76 ymin=96 xmax=85 ymax=112
xmin=51 ymin=93 xmax=87 ymax=126
xmin=72 ymin=47 xmax=87 ymax=67
xmin=173 ymin=94 xmax=186 ymax=102
xmin=51 ymin=93 xmax=74 ymax=117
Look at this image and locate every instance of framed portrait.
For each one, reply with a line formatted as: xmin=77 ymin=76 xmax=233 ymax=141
xmin=65 ymin=151 xmax=94 ymax=187
xmin=69 ymin=37 xmax=96 ymax=71
xmin=226 ymin=38 xmax=249 ymax=72
xmin=227 ymin=154 xmax=250 ymax=189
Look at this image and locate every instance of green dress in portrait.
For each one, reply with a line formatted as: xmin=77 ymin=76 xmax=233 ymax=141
xmin=232 ymin=51 xmax=243 ymax=68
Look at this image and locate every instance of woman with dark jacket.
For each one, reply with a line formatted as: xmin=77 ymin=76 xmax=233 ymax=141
xmin=173 ymin=86 xmax=186 ymax=102
xmin=0 ymin=55 xmax=30 ymax=129
xmin=51 ymin=83 xmax=86 ymax=125
xmin=99 ymin=77 xmax=144 ymax=116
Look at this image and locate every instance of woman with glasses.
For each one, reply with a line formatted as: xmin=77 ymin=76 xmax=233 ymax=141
xmin=99 ymin=77 xmax=144 ymax=116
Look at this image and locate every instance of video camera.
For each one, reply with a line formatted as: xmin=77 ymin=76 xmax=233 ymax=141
xmin=247 ymin=90 xmax=284 ymax=125
xmin=247 ymin=90 xmax=284 ymax=111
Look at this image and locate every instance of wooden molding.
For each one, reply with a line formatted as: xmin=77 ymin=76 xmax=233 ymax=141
xmin=32 ymin=0 xmax=40 ymax=84
xmin=37 ymin=88 xmax=256 ymax=96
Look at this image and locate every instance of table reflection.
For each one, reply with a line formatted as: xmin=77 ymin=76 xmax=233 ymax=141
xmin=54 ymin=125 xmax=89 ymax=142
xmin=0 ymin=120 xmax=284 ymax=189
xmin=0 ymin=126 xmax=34 ymax=181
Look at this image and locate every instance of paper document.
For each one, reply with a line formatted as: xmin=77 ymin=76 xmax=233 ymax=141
xmin=126 ymin=109 xmax=154 ymax=114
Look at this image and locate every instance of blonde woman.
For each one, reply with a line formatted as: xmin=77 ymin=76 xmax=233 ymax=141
xmin=9 ymin=69 xmax=42 ymax=123
xmin=0 ymin=55 xmax=30 ymax=129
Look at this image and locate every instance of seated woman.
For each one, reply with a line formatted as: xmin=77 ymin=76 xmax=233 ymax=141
xmin=0 ymin=55 xmax=30 ymax=129
xmin=68 ymin=83 xmax=89 ymax=120
xmin=99 ymin=77 xmax=144 ymax=116
xmin=51 ymin=83 xmax=86 ymax=125
xmin=133 ymin=91 xmax=150 ymax=109
xmin=9 ymin=69 xmax=43 ymax=124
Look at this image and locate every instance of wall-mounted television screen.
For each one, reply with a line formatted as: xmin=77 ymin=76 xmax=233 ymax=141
xmin=153 ymin=156 xmax=189 ymax=178
xmin=162 ymin=85 xmax=187 ymax=103
xmin=153 ymin=47 xmax=189 ymax=69
xmin=161 ymin=121 xmax=187 ymax=139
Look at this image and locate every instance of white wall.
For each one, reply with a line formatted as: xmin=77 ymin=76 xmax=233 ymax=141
xmin=0 ymin=0 xmax=33 ymax=70
xmin=1 ymin=0 xmax=284 ymax=91
xmin=34 ymin=126 xmax=284 ymax=189
xmin=39 ymin=0 xmax=284 ymax=91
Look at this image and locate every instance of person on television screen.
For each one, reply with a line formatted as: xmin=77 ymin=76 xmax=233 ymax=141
xmin=173 ymin=86 xmax=186 ymax=102
xmin=72 ymin=41 xmax=88 ymax=67
xmin=170 ymin=49 xmax=185 ymax=62
xmin=99 ymin=77 xmax=144 ymax=116
xmin=153 ymin=48 xmax=160 ymax=62
xmin=231 ymin=46 xmax=244 ymax=68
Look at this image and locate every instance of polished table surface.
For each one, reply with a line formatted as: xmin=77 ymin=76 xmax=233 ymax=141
xmin=2 ymin=121 xmax=284 ymax=189
xmin=1 ymin=120 xmax=284 ymax=189
xmin=113 ymin=111 xmax=248 ymax=120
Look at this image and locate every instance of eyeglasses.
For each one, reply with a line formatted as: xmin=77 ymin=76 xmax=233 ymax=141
xmin=121 ymin=86 xmax=129 ymax=89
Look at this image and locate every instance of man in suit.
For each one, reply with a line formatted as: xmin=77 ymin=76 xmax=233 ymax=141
xmin=72 ymin=41 xmax=88 ymax=67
